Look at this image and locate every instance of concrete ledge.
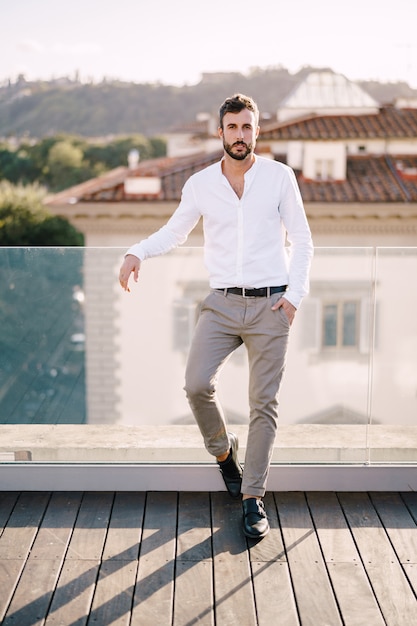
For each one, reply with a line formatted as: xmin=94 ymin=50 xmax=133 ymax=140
xmin=1 ymin=424 xmax=417 ymax=463
xmin=0 ymin=463 xmax=416 ymax=492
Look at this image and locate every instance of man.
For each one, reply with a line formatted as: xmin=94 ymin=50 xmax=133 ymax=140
xmin=119 ymin=94 xmax=313 ymax=539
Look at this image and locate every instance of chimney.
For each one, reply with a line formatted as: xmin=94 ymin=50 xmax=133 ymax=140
xmin=128 ymin=149 xmax=140 ymax=169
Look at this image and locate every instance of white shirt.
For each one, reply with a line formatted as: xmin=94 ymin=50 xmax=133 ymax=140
xmin=127 ymin=155 xmax=313 ymax=309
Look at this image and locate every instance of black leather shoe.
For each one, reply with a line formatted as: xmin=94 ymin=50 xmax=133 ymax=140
xmin=217 ymin=432 xmax=242 ymax=498
xmin=242 ymin=498 xmax=270 ymax=538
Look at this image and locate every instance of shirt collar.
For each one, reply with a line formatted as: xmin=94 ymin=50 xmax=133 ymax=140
xmin=219 ymin=153 xmax=259 ymax=178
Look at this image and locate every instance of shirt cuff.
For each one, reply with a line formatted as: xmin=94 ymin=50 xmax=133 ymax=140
xmin=283 ymin=291 xmax=302 ymax=309
xmin=125 ymin=243 xmax=145 ymax=261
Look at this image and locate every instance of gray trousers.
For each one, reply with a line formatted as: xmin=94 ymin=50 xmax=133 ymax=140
xmin=184 ymin=289 xmax=290 ymax=497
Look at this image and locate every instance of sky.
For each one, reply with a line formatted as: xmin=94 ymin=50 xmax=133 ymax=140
xmin=1 ymin=0 xmax=417 ymax=88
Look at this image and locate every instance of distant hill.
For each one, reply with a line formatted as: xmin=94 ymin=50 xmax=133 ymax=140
xmin=1 ymin=66 xmax=416 ymax=139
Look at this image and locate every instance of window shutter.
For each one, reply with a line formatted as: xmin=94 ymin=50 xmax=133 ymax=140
xmin=359 ymin=295 xmax=374 ymax=354
xmin=300 ymin=298 xmax=321 ymax=353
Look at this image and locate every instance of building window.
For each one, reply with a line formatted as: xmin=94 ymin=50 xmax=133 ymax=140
xmin=314 ymin=159 xmax=334 ymax=180
xmin=323 ymin=301 xmax=358 ymax=349
xmin=300 ymin=279 xmax=374 ymax=360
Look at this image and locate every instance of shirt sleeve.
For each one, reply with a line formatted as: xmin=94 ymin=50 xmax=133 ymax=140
xmin=126 ymin=178 xmax=201 ymax=261
xmin=279 ymin=166 xmax=314 ymax=309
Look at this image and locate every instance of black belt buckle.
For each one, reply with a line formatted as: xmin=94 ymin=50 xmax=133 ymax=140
xmin=242 ymin=287 xmax=266 ymax=298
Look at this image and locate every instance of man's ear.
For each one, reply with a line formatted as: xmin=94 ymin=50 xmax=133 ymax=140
xmin=218 ymin=126 xmax=223 ymax=139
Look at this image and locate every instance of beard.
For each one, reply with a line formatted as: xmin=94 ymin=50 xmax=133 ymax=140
xmin=223 ymin=139 xmax=253 ymax=161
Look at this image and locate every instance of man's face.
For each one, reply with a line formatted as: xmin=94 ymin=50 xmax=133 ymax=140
xmin=219 ymin=109 xmax=259 ymax=161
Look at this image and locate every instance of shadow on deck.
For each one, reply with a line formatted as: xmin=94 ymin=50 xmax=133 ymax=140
xmin=0 ymin=490 xmax=417 ymax=625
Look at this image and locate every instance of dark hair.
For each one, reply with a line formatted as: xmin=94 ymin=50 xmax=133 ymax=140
xmin=219 ymin=94 xmax=260 ymax=129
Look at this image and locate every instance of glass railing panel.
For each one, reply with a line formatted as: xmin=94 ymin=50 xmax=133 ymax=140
xmin=368 ymin=247 xmax=417 ymax=463
xmin=0 ymin=247 xmax=86 ymax=425
xmin=1 ymin=246 xmax=381 ymax=465
xmin=277 ymin=247 xmax=375 ymax=464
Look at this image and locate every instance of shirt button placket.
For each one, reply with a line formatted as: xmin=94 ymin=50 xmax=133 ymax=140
xmin=236 ymin=200 xmax=244 ymax=285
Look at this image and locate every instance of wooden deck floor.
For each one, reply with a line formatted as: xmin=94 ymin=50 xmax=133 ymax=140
xmin=0 ymin=491 xmax=416 ymax=626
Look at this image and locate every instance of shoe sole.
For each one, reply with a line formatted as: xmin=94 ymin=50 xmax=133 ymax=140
xmin=243 ymin=526 xmax=270 ymax=539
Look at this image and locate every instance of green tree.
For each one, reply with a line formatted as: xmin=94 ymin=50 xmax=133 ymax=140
xmin=0 ymin=146 xmax=37 ymax=185
xmin=0 ymin=134 xmax=167 ymax=192
xmin=83 ymin=134 xmax=157 ymax=170
xmin=149 ymin=136 xmax=167 ymax=158
xmin=45 ymin=140 xmax=91 ymax=191
xmin=0 ymin=181 xmax=83 ymax=246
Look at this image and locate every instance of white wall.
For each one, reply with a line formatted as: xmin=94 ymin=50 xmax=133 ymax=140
xmin=303 ymin=142 xmax=346 ymax=180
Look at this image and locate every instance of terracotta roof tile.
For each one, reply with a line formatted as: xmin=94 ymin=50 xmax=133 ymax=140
xmin=44 ymin=167 xmax=128 ymax=205
xmin=296 ymin=155 xmax=417 ymax=203
xmin=260 ymin=107 xmax=417 ymax=140
xmin=46 ymin=152 xmax=222 ymax=204
xmin=46 ymin=152 xmax=417 ymax=206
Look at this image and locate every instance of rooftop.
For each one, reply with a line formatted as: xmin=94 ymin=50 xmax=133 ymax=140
xmin=44 ymin=104 xmax=417 ymax=208
xmin=279 ymin=69 xmax=379 ymax=111
xmin=262 ymin=106 xmax=417 ymax=140
xmin=45 ymin=151 xmax=223 ymax=205
xmin=296 ymin=154 xmax=417 ymax=203
xmin=45 ymin=151 xmax=417 ymax=207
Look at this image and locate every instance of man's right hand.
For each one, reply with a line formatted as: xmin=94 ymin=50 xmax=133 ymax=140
xmin=119 ymin=254 xmax=141 ymax=292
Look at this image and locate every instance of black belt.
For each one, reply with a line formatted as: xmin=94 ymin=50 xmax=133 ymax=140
xmin=217 ymin=286 xmax=287 ymax=298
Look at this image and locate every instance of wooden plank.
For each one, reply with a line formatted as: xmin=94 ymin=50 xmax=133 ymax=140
xmin=174 ymin=492 xmax=213 ymax=626
xmin=0 ymin=492 xmax=52 ymax=622
xmin=87 ymin=560 xmax=137 ymax=626
xmin=370 ymin=492 xmax=417 ymax=564
xmin=247 ymin=492 xmax=286 ymax=562
xmin=44 ymin=560 xmax=100 ymax=626
xmin=306 ymin=492 xmax=358 ymax=562
xmin=328 ymin=562 xmax=385 ymax=626
xmin=339 ymin=492 xmax=417 ymax=626
xmin=174 ymin=561 xmax=214 ymax=626
xmin=176 ymin=492 xmax=212 ymax=561
xmin=402 ymin=490 xmax=417 ymax=594
xmin=403 ymin=563 xmax=417 ymax=596
xmin=0 ymin=492 xmax=19 ymax=534
xmin=307 ymin=492 xmax=385 ymax=625
xmin=275 ymin=492 xmax=342 ymax=626
xmin=131 ymin=492 xmax=178 ymax=626
xmin=402 ymin=491 xmax=417 ymax=523
xmin=102 ymin=492 xmax=145 ymax=561
xmin=2 ymin=559 xmax=61 ymax=626
xmin=251 ymin=561 xmax=299 ymax=626
xmin=0 ymin=561 xmax=26 ymax=622
xmin=29 ymin=492 xmax=82 ymax=560
xmin=5 ymin=493 xmax=84 ymax=625
xmin=0 ymin=492 xmax=50 ymax=559
xmin=248 ymin=493 xmax=299 ymax=626
xmin=211 ymin=492 xmax=257 ymax=626
xmin=66 ymin=492 xmax=114 ymax=560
